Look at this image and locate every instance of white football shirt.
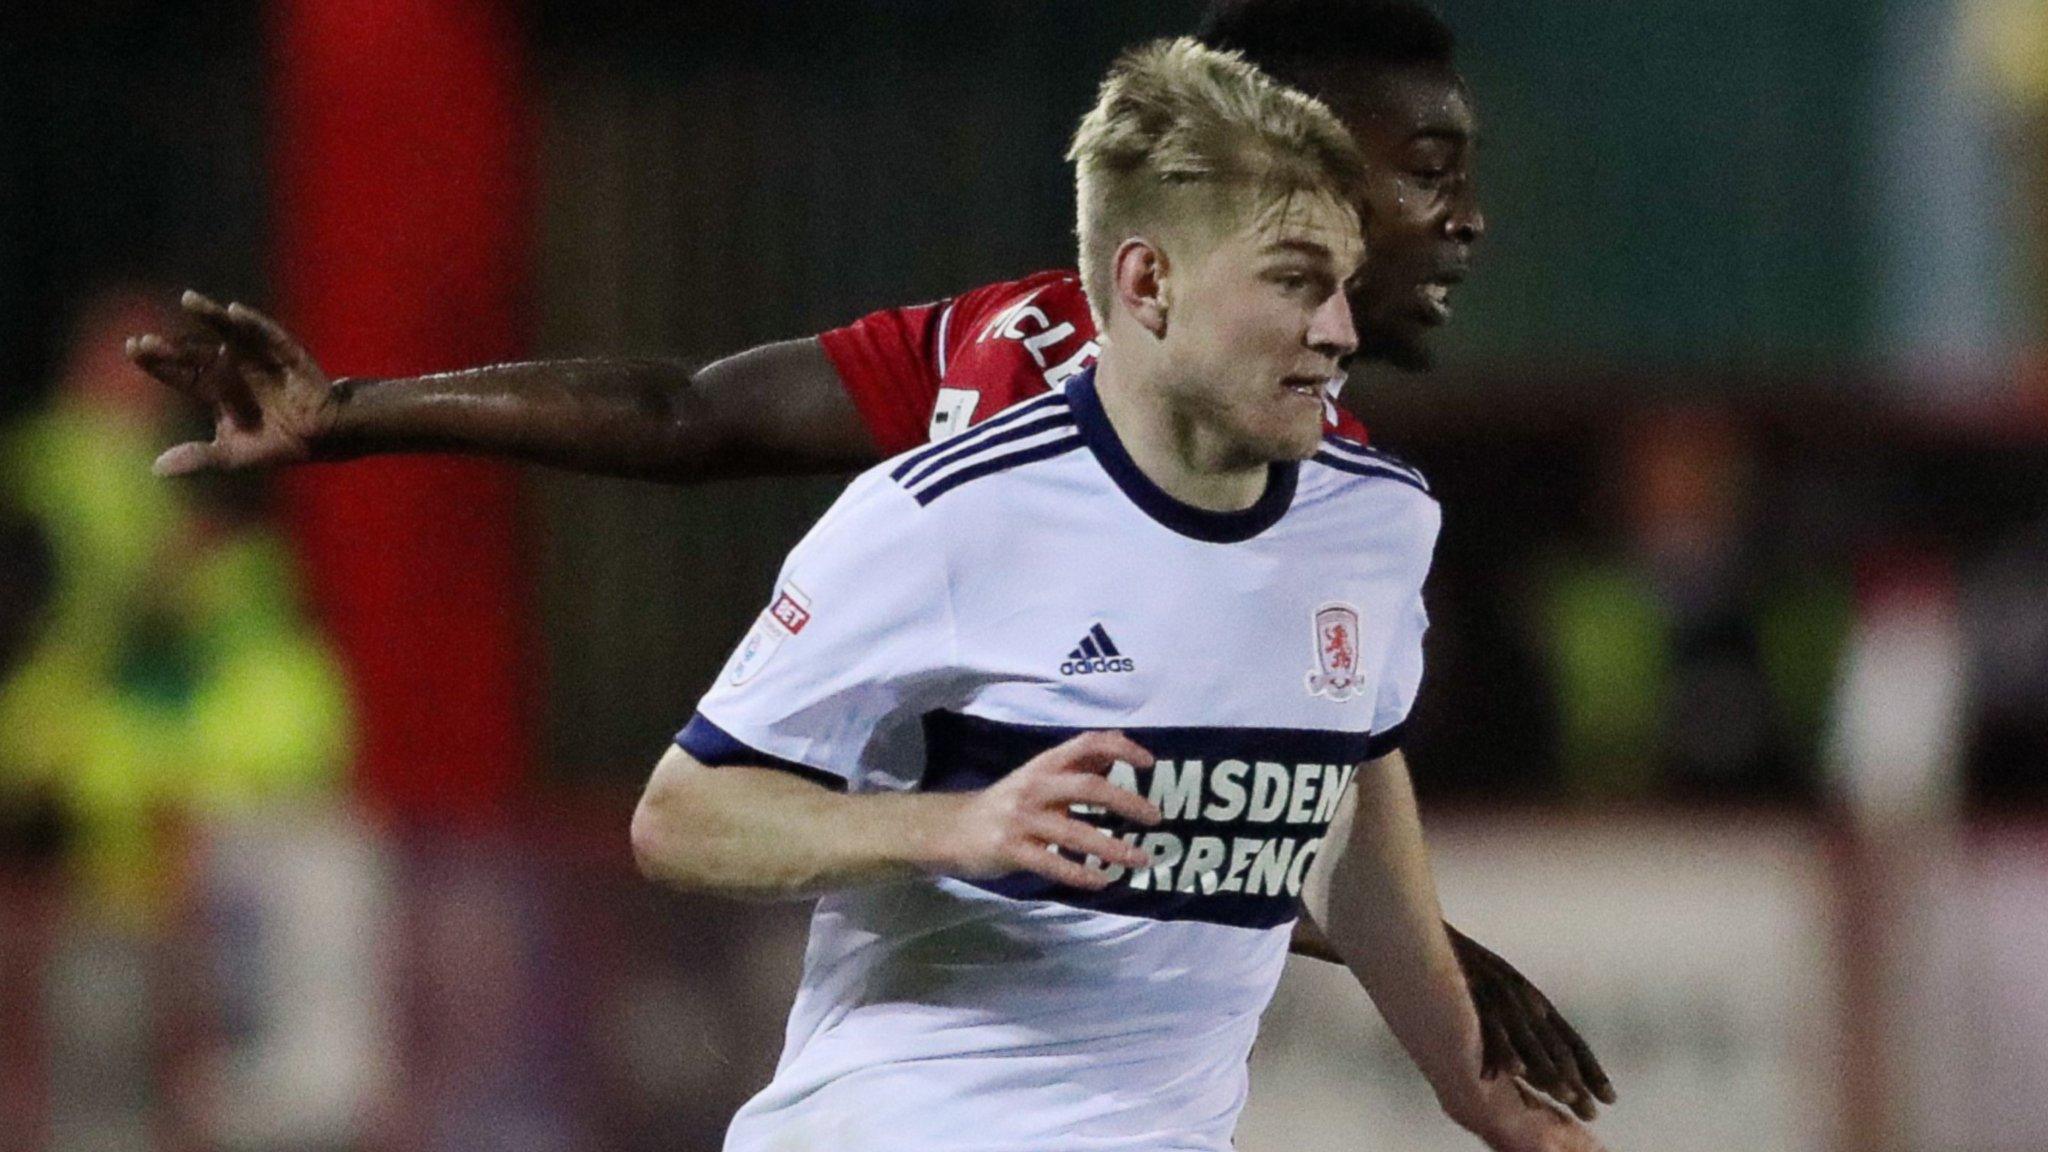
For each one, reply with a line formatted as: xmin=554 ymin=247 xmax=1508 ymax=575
xmin=679 ymin=369 xmax=1438 ymax=1152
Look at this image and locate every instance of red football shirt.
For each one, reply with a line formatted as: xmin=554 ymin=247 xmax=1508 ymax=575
xmin=819 ymin=269 xmax=1369 ymax=456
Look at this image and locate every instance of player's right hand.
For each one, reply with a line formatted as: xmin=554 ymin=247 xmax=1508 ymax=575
xmin=126 ymin=291 xmax=335 ymax=477
xmin=935 ymin=731 xmax=1162 ymax=890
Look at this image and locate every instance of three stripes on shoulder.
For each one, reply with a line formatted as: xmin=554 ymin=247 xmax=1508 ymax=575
xmin=891 ymin=392 xmax=1080 ymax=506
xmin=1312 ymin=435 xmax=1430 ymax=494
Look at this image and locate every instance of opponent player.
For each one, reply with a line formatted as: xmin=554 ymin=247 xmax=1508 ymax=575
xmin=632 ymin=41 xmax=1597 ymax=1151
xmin=128 ymin=0 xmax=1612 ymax=1118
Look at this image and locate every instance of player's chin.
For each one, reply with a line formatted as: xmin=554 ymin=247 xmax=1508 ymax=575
xmin=1279 ymin=423 xmax=1325 ymax=461
xmin=1255 ymin=409 xmax=1326 ymax=462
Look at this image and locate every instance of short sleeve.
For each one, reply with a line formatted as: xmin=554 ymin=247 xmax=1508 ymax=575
xmin=680 ymin=471 xmax=958 ymax=788
xmin=819 ymin=273 xmax=1088 ymax=455
xmin=1365 ymin=591 xmax=1429 ymax=758
xmin=818 ymin=301 xmax=947 ymax=457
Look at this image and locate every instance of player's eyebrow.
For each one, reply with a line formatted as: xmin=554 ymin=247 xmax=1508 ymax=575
xmin=1261 ymin=238 xmax=1338 ymax=262
xmin=1262 ymin=237 xmax=1364 ymax=279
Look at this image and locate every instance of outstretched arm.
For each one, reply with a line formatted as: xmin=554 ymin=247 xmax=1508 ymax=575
xmin=128 ymin=291 xmax=879 ymax=482
xmin=1301 ymin=751 xmax=1603 ymax=1152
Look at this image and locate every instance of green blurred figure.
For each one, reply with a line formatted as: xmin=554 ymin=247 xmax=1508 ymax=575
xmin=1534 ymin=406 xmax=1850 ymax=803
xmin=0 ymin=289 xmax=351 ymax=925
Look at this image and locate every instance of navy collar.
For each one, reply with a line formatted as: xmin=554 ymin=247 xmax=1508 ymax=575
xmin=1064 ymin=368 xmax=1298 ymax=544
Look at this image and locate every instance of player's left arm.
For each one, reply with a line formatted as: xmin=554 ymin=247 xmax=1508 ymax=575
xmin=1301 ymin=750 xmax=1604 ymax=1152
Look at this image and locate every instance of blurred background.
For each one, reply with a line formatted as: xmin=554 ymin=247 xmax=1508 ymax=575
xmin=0 ymin=0 xmax=2044 ymax=1149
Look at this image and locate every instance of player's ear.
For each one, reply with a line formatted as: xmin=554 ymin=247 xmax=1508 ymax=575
xmin=1112 ymin=237 xmax=1170 ymax=339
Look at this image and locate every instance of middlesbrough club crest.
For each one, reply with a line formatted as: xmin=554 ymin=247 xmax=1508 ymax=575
xmin=1306 ymin=602 xmax=1363 ymax=701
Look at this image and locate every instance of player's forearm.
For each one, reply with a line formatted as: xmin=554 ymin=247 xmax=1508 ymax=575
xmin=1302 ymin=753 xmax=1487 ymax=1118
xmin=318 ymin=358 xmax=717 ymax=478
xmin=317 ymin=338 xmax=877 ymax=481
xmin=631 ymin=749 xmax=959 ymax=900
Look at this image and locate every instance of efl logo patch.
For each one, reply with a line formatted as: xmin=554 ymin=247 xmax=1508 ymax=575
xmin=769 ymin=589 xmax=812 ymax=634
xmin=729 ymin=584 xmax=811 ymax=686
xmin=1305 ymin=602 xmax=1363 ymax=701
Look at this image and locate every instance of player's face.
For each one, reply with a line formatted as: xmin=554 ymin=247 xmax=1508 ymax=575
xmin=1292 ymin=61 xmax=1485 ymax=372
xmin=1163 ymin=193 xmax=1364 ymax=464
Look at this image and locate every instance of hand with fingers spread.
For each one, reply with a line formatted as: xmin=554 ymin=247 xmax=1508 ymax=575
xmin=928 ymin=730 xmax=1162 ymax=890
xmin=1444 ymin=1069 xmax=1612 ymax=1152
xmin=125 ymin=291 xmax=336 ymax=477
xmin=1287 ymin=917 xmax=1615 ymax=1120
xmin=1454 ymin=924 xmax=1617 ymax=1120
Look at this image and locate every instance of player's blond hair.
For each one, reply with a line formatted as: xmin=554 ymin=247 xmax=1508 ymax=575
xmin=1067 ymin=37 xmax=1368 ymax=325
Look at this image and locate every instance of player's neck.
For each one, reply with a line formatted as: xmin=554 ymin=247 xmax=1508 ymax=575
xmin=1093 ymin=357 xmax=1268 ymax=514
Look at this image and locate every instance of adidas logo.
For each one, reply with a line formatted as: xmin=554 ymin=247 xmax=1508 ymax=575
xmin=1060 ymin=624 xmax=1136 ymax=676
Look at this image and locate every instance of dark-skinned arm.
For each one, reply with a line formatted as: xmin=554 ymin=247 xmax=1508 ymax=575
xmin=1293 ymin=915 xmax=1615 ymax=1119
xmin=127 ymin=292 xmax=880 ymax=481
